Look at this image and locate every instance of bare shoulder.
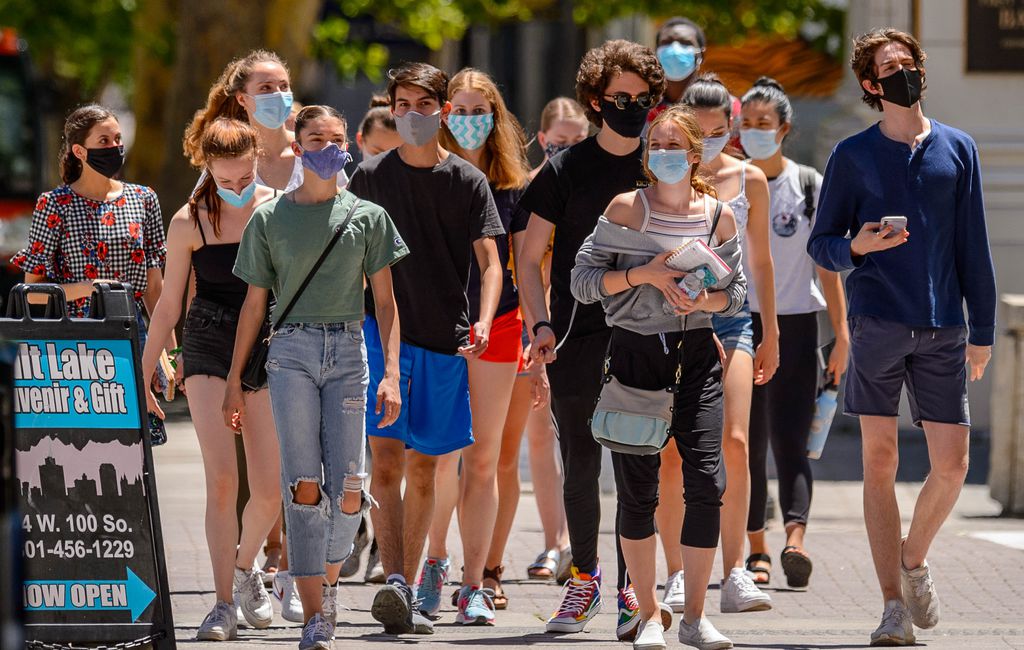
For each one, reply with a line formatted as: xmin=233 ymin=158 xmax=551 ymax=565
xmin=605 ymin=190 xmax=644 ymax=229
xmin=715 ymin=199 xmax=738 ymax=241
xmin=742 ymin=162 xmax=770 ymax=191
xmin=167 ymin=205 xmax=199 ymax=247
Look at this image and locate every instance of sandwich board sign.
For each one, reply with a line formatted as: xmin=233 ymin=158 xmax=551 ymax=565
xmin=2 ymin=283 xmax=175 ymax=648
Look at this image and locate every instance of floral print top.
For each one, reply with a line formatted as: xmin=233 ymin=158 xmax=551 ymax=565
xmin=11 ymin=183 xmax=167 ymax=318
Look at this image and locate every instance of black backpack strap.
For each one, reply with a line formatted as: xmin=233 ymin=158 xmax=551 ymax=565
xmin=270 ymin=194 xmax=359 ymax=332
xmin=797 ymin=164 xmax=816 ymax=223
xmin=707 ymin=199 xmax=723 ymax=245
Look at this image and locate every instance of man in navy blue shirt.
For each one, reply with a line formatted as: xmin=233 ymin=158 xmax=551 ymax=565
xmin=809 ymin=28 xmax=995 ymax=647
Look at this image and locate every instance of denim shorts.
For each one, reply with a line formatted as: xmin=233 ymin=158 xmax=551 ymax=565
xmin=266 ymin=321 xmax=370 ymax=578
xmin=181 ymin=297 xmax=239 ymax=381
xmin=364 ymin=315 xmax=473 ymax=456
xmin=711 ymin=299 xmax=755 ymax=357
xmin=844 ymin=315 xmax=970 ymax=428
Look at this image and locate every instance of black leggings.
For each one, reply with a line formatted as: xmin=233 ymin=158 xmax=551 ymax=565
xmin=547 ymin=328 xmax=628 ymax=589
xmin=747 ymin=312 xmax=819 ymax=532
xmin=609 ymin=327 xmax=725 ymax=549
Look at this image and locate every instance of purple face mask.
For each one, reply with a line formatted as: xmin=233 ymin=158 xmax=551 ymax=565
xmin=299 ymin=142 xmax=352 ymax=180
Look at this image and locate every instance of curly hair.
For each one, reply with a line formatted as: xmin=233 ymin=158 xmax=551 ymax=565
xmin=183 ymin=50 xmax=289 ymax=167
xmin=439 ymin=69 xmax=529 ymax=190
xmin=851 ymin=28 xmax=927 ymax=112
xmin=643 ymin=105 xmax=716 ymax=198
xmin=575 ymin=39 xmax=666 ymax=128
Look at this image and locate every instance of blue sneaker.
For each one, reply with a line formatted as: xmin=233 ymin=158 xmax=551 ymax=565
xmin=415 ymin=557 xmax=449 ymax=618
xmin=455 ymin=585 xmax=495 ymax=625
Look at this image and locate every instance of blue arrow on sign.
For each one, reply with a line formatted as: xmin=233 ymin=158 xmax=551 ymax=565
xmin=23 ymin=568 xmax=156 ymax=622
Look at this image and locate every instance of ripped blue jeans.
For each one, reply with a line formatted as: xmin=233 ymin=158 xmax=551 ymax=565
xmin=266 ymin=321 xmax=369 ymax=578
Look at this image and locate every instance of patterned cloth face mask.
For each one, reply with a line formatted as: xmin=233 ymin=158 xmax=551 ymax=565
xmin=447 ymin=113 xmax=495 ymax=151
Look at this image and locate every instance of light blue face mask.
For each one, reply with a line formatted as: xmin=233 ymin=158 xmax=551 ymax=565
xmin=447 ymin=113 xmax=494 ymax=151
xmin=657 ymin=42 xmax=700 ymax=82
xmin=248 ymin=91 xmax=293 ymax=129
xmin=648 ymin=149 xmax=691 ymax=185
xmin=216 ymin=179 xmax=256 ymax=208
xmin=739 ymin=128 xmax=781 ymax=160
xmin=702 ymin=134 xmax=730 ymax=161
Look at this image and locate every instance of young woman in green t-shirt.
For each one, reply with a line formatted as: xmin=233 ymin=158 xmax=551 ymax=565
xmin=223 ymin=106 xmax=408 ymax=649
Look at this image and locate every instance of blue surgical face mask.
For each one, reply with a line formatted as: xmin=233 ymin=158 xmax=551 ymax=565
xmin=248 ymin=91 xmax=293 ymax=129
xmin=702 ymin=134 xmax=730 ymax=161
xmin=657 ymin=42 xmax=700 ymax=82
xmin=739 ymin=127 xmax=781 ymax=160
xmin=647 ymin=149 xmax=691 ymax=185
xmin=447 ymin=113 xmax=494 ymax=151
xmin=216 ymin=179 xmax=257 ymax=208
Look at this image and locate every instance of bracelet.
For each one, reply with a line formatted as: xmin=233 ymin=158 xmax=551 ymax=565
xmin=532 ymin=320 xmax=553 ymax=338
xmin=625 ymin=268 xmax=635 ymax=288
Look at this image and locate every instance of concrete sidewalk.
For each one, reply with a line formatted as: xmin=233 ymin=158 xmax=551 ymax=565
xmin=154 ymin=406 xmax=1024 ymax=649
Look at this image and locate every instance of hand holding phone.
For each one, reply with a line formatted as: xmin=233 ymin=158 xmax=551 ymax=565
xmin=880 ymin=216 xmax=907 ymax=239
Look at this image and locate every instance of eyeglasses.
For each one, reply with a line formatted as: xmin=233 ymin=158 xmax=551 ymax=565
xmin=603 ymin=93 xmax=656 ymax=111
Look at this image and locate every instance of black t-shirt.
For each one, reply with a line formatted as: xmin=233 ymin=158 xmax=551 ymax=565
xmin=517 ymin=135 xmax=649 ymax=340
xmin=467 ymin=185 xmax=529 ymax=321
xmin=349 ymin=149 xmax=504 ymax=354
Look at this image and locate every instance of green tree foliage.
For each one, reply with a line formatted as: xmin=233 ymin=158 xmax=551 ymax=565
xmin=0 ymin=0 xmax=140 ymax=100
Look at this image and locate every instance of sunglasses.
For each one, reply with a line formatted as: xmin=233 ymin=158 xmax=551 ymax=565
xmin=603 ymin=93 xmax=656 ymax=111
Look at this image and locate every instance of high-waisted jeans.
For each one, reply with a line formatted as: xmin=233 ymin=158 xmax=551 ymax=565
xmin=266 ymin=321 xmax=370 ymax=578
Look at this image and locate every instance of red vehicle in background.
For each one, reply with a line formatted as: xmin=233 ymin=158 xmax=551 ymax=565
xmin=0 ymin=28 xmax=44 ymax=305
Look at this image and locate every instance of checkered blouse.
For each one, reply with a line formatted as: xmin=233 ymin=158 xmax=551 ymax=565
xmin=11 ymin=183 xmax=167 ymax=318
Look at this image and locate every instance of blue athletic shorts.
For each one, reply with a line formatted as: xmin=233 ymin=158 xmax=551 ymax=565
xmin=364 ymin=315 xmax=473 ymax=455
xmin=711 ymin=299 xmax=755 ymax=358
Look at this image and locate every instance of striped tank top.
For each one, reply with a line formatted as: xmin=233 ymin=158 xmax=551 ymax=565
xmin=638 ymin=189 xmax=715 ymax=251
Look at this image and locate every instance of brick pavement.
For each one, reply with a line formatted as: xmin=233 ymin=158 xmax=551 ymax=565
xmin=154 ymin=404 xmax=1024 ymax=649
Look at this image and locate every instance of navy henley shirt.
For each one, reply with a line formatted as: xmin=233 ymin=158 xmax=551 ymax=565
xmin=807 ymin=120 xmax=996 ymax=346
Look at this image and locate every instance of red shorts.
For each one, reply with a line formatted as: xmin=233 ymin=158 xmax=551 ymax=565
xmin=470 ymin=308 xmax=523 ymax=365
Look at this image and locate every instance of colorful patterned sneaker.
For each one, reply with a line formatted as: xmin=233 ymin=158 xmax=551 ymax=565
xmin=299 ymin=612 xmax=334 ymax=650
xmin=663 ymin=570 xmax=686 ymax=613
xmin=870 ymin=599 xmax=916 ymax=646
xmin=455 ymin=585 xmax=496 ymax=626
xmin=545 ymin=565 xmax=603 ymax=633
xmin=617 ymin=585 xmax=674 ymax=641
xmin=416 ymin=557 xmax=450 ymax=618
xmin=273 ymin=570 xmax=304 ymax=623
xmin=233 ymin=565 xmax=273 ymax=629
xmin=196 ymin=601 xmax=237 ymax=641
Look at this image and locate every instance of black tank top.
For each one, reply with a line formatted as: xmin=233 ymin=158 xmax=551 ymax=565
xmin=191 ymin=218 xmax=247 ymax=312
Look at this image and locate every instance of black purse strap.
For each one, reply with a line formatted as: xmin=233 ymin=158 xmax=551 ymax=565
xmin=270 ymin=194 xmax=360 ymax=334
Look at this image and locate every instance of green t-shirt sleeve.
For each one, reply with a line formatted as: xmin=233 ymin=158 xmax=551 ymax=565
xmin=363 ymin=208 xmax=410 ymax=277
xmin=233 ymin=208 xmax=276 ymax=289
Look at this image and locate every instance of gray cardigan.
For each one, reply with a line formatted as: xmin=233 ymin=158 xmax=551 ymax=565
xmin=570 ymin=216 xmax=747 ymax=335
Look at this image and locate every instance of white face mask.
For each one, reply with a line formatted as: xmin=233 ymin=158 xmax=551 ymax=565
xmin=739 ymin=128 xmax=781 ymax=160
xmin=702 ymin=134 xmax=730 ymax=160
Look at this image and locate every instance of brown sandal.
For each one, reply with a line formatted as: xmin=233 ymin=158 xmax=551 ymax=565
xmin=483 ymin=565 xmax=507 ymax=610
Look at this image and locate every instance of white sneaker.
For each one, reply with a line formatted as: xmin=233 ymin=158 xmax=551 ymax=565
xmin=720 ymin=567 xmax=772 ymax=613
xmin=273 ymin=570 xmax=304 ymax=623
xmin=322 ymin=583 xmax=339 ymax=630
xmin=196 ymin=601 xmax=237 ymax=641
xmin=901 ymin=559 xmax=939 ymax=629
xmin=634 ymin=618 xmax=668 ymax=650
xmin=870 ymin=599 xmax=915 ymax=646
xmin=662 ymin=570 xmax=685 ymax=613
xmin=677 ymin=616 xmax=733 ymax=650
xmin=299 ymin=612 xmax=334 ymax=650
xmin=233 ymin=566 xmax=273 ymax=629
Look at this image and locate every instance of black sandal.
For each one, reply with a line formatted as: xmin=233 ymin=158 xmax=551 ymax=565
xmin=780 ymin=546 xmax=812 ymax=590
xmin=745 ymin=553 xmax=772 ymax=585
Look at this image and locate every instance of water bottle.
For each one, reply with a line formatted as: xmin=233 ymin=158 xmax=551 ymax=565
xmin=807 ymin=380 xmax=838 ymax=460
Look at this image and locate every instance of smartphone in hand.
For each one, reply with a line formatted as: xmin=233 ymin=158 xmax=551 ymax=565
xmin=880 ymin=216 xmax=907 ymax=238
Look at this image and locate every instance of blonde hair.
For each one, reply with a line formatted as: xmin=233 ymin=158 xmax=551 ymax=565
xmin=440 ymin=68 xmax=529 ymax=190
xmin=183 ymin=50 xmax=288 ymax=167
xmin=539 ymin=97 xmax=588 ymax=132
xmin=643 ymin=105 xmax=717 ymax=197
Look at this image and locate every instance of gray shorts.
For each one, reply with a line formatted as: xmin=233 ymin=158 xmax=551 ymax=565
xmin=844 ymin=315 xmax=970 ymax=428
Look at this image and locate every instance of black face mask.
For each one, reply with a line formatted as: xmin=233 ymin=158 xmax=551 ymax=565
xmin=84 ymin=145 xmax=126 ymax=178
xmin=876 ymin=68 xmax=923 ymax=108
xmin=599 ymin=100 xmax=650 ymax=138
